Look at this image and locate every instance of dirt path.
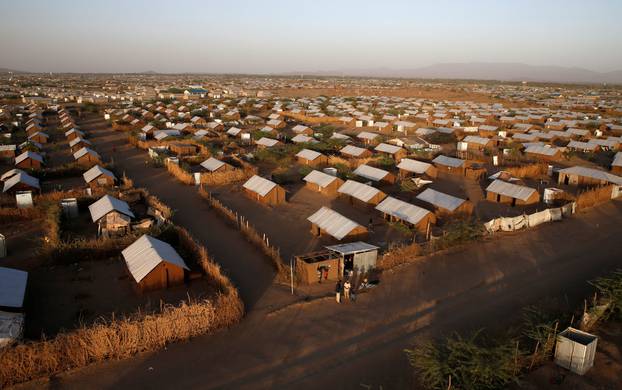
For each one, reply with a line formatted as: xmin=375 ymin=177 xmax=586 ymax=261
xmin=18 ymin=166 xmax=622 ymax=390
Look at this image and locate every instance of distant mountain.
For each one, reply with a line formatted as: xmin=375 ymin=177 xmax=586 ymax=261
xmin=0 ymin=67 xmax=26 ymax=74
xmin=289 ymin=63 xmax=622 ymax=85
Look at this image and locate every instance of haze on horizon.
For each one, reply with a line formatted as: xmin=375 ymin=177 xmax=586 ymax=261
xmin=1 ymin=0 xmax=621 ymax=75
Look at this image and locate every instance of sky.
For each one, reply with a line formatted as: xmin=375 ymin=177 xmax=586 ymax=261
xmin=0 ymin=0 xmax=621 ymax=74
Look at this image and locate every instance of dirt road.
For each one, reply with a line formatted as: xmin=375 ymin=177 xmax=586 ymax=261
xmin=23 ymin=113 xmax=620 ymax=389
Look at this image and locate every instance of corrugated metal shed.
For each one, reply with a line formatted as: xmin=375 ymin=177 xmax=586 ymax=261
xmin=338 ymin=180 xmax=382 ymax=202
xmin=397 ymin=158 xmax=432 ymax=174
xmin=122 ymin=235 xmax=189 ymax=283
xmin=15 ymin=151 xmax=43 ymax=165
xmin=303 ymin=170 xmax=338 ymax=188
xmin=486 ymin=180 xmax=537 ymax=201
xmin=463 ymin=135 xmax=491 ymax=145
xmin=353 ymin=164 xmax=390 ymax=182
xmin=432 ymin=155 xmax=465 ymax=168
xmin=292 ymin=134 xmax=317 ymax=143
xmin=73 ymin=147 xmax=100 ymax=160
xmin=375 ymin=196 xmax=431 ymax=225
xmin=255 ymin=137 xmax=279 ymax=147
xmin=416 ymin=188 xmax=465 ymax=212
xmin=0 ymin=267 xmax=28 ymax=308
xmin=525 ymin=144 xmax=560 ymax=156
xmin=243 ymin=175 xmax=277 ymax=197
xmin=1 ymin=169 xmax=25 ymax=182
xmin=558 ymin=166 xmax=622 ymax=185
xmin=83 ymin=165 xmax=115 ymax=184
xmin=612 ymin=152 xmax=622 ymax=168
xmin=292 ymin=125 xmax=311 ymax=134
xmin=296 ymin=149 xmax=322 ymax=161
xmin=307 ymin=207 xmax=362 ymax=240
xmin=374 ymin=143 xmax=402 ymax=154
xmin=2 ymin=172 xmax=40 ymax=193
xmin=357 ymin=131 xmax=380 ymax=140
xmin=88 ymin=194 xmax=135 ymax=222
xmin=325 ymin=241 xmax=379 ymax=255
xmin=340 ymin=145 xmax=368 ymax=157
xmin=69 ymin=137 xmax=91 ymax=148
xmin=227 ymin=127 xmax=242 ymax=136
xmin=200 ymin=157 xmax=225 ymax=172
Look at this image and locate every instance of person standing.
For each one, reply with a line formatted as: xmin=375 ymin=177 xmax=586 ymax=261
xmin=317 ymin=267 xmax=323 ymax=284
xmin=335 ymin=280 xmax=342 ymax=303
xmin=343 ymin=280 xmax=351 ymax=301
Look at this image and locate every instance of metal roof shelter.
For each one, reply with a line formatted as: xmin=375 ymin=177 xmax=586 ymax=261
xmin=353 ymin=164 xmax=391 ymax=182
xmin=558 ymin=166 xmax=622 ymax=186
xmin=325 ymin=241 xmax=379 ymax=255
xmin=375 ymin=196 xmax=432 ymax=225
xmin=338 ymin=180 xmax=383 ymax=203
xmin=2 ymin=172 xmax=40 ymax=193
xmin=15 ymin=151 xmax=43 ymax=165
xmin=432 ymin=155 xmax=465 ymax=168
xmin=0 ymin=267 xmax=28 ymax=309
xmin=525 ymin=144 xmax=560 ymax=156
xmin=292 ymin=134 xmax=317 ymax=143
xmin=340 ymin=145 xmax=368 ymax=157
xmin=64 ymin=128 xmax=84 ymax=137
xmin=88 ymin=194 xmax=135 ymax=223
xmin=374 ymin=143 xmax=402 ymax=154
xmin=397 ymin=158 xmax=432 ymax=174
xmin=227 ymin=127 xmax=242 ymax=136
xmin=200 ymin=157 xmax=226 ymax=172
xmin=292 ymin=124 xmax=311 ymax=134
xmin=255 ymin=137 xmax=279 ymax=147
xmin=243 ymin=175 xmax=277 ymax=197
xmin=613 ymin=152 xmax=622 ymax=168
xmin=83 ymin=165 xmax=116 ymax=184
xmin=416 ymin=188 xmax=465 ymax=212
xmin=486 ymin=180 xmax=537 ymax=201
xmin=73 ymin=147 xmax=100 ymax=160
xmin=357 ymin=131 xmax=380 ymax=140
xmin=122 ymin=235 xmax=189 ymax=283
xmin=0 ymin=169 xmax=25 ymax=182
xmin=307 ymin=207 xmax=363 ymax=240
xmin=303 ymin=170 xmax=339 ymax=188
xmin=462 ymin=135 xmax=492 ymax=145
xmin=69 ymin=137 xmax=92 ymax=148
xmin=296 ymin=149 xmax=323 ymax=161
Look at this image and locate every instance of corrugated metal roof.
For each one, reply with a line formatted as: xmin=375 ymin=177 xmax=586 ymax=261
xmin=64 ymin=128 xmax=84 ymax=137
xmin=296 ymin=149 xmax=322 ymax=161
xmin=432 ymin=155 xmax=464 ymax=168
xmin=0 ymin=267 xmax=28 ymax=308
xmin=397 ymin=158 xmax=432 ymax=174
xmin=83 ymin=165 xmax=115 ymax=184
xmin=325 ymin=241 xmax=379 ymax=255
xmin=558 ymin=166 xmax=622 ymax=185
xmin=243 ymin=175 xmax=278 ymax=197
xmin=227 ymin=127 xmax=242 ymax=136
xmin=292 ymin=134 xmax=316 ymax=143
xmin=1 ymin=169 xmax=25 ymax=182
xmin=612 ymin=152 xmax=622 ymax=168
xmin=463 ymin=135 xmax=491 ymax=145
xmin=73 ymin=147 xmax=100 ymax=160
xmin=15 ymin=151 xmax=43 ymax=165
xmin=525 ymin=144 xmax=560 ymax=156
xmin=2 ymin=172 xmax=40 ymax=192
xmin=375 ymin=196 xmax=431 ymax=225
xmin=353 ymin=164 xmax=390 ymax=182
xmin=88 ymin=194 xmax=135 ymax=222
xmin=122 ymin=235 xmax=189 ymax=283
xmin=338 ymin=180 xmax=384 ymax=202
xmin=486 ymin=179 xmax=537 ymax=201
xmin=303 ymin=170 xmax=338 ymax=188
xmin=200 ymin=157 xmax=225 ymax=172
xmin=255 ymin=137 xmax=279 ymax=147
xmin=69 ymin=137 xmax=91 ymax=148
xmin=292 ymin=125 xmax=310 ymax=133
xmin=340 ymin=145 xmax=367 ymax=157
xmin=307 ymin=207 xmax=362 ymax=240
xmin=374 ymin=143 xmax=402 ymax=154
xmin=416 ymin=188 xmax=465 ymax=212
xmin=357 ymin=131 xmax=380 ymax=140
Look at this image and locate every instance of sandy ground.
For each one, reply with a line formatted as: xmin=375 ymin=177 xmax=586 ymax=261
xmin=11 ymin=112 xmax=622 ymax=389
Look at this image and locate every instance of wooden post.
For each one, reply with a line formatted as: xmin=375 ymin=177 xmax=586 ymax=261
xmin=529 ymin=341 xmax=540 ymax=370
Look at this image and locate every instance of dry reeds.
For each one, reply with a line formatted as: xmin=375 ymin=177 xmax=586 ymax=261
xmin=378 ymin=243 xmax=422 ymax=270
xmin=575 ymin=185 xmax=614 ymax=210
xmin=504 ymin=163 xmax=548 ymax=179
xmin=166 ymin=161 xmax=195 ymax=185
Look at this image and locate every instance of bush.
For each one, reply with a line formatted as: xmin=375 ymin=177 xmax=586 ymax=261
xmin=405 ymin=330 xmax=519 ymax=390
xmin=590 ymin=270 xmax=622 ymax=319
xmin=431 ymin=218 xmax=484 ymax=251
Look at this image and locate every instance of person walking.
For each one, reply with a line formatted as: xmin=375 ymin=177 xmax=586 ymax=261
xmin=335 ymin=280 xmax=342 ymax=304
xmin=343 ymin=280 xmax=351 ymax=301
xmin=317 ymin=268 xmax=322 ymax=284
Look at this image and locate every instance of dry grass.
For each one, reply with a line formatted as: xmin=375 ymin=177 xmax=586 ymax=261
xmin=504 ymin=163 xmax=548 ymax=179
xmin=0 ymin=201 xmax=243 ymax=388
xmin=378 ymin=243 xmax=423 ymax=270
xmin=0 ymin=295 xmax=241 ymax=388
xmin=575 ymin=185 xmax=614 ymax=210
xmin=166 ymin=161 xmax=195 ymax=185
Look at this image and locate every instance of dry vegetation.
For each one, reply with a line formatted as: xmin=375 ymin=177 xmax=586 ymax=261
xmin=575 ymin=185 xmax=615 ymax=211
